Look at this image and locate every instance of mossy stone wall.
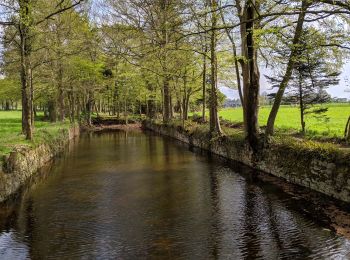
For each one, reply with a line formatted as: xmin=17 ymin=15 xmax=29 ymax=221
xmin=0 ymin=126 xmax=80 ymax=202
xmin=144 ymin=121 xmax=350 ymax=203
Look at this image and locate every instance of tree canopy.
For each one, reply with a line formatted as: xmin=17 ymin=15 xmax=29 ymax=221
xmin=0 ymin=0 xmax=349 ymax=147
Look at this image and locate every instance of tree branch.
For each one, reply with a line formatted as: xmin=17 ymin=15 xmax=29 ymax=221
xmin=35 ymin=0 xmax=85 ymax=25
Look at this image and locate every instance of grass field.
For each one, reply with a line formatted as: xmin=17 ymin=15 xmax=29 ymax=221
xmin=217 ymin=103 xmax=350 ymax=138
xmin=0 ymin=111 xmax=71 ymax=157
xmin=1 ymin=103 xmax=349 ymax=157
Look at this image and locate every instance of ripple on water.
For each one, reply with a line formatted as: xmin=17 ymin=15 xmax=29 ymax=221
xmin=0 ymin=131 xmax=349 ymax=259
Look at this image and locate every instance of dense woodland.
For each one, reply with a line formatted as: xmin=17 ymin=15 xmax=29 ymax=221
xmin=0 ymin=0 xmax=350 ymax=148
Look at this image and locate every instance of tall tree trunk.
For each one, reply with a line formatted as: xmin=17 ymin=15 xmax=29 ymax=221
xmin=266 ymin=0 xmax=309 ymax=136
xmin=48 ymin=99 xmax=57 ymax=122
xmin=184 ymin=93 xmax=190 ymax=121
xmin=202 ymin=53 xmax=207 ymax=122
xmin=58 ymin=60 xmax=65 ymax=121
xmin=30 ymin=68 xmax=34 ymax=126
xmin=5 ymin=101 xmax=10 ymax=111
xmin=209 ymin=0 xmax=222 ymax=135
xmin=240 ymin=0 xmax=260 ymax=149
xmin=298 ymin=75 xmax=306 ymax=133
xmin=67 ymin=88 xmax=75 ymax=123
xmin=124 ymin=98 xmax=128 ymax=125
xmin=19 ymin=0 xmax=33 ymax=140
xmin=86 ymin=92 xmax=93 ymax=126
xmin=345 ymin=116 xmax=350 ymax=142
xmin=76 ymin=98 xmax=81 ymax=123
xmin=170 ymin=91 xmax=174 ymax=119
xmin=145 ymin=80 xmax=156 ymax=119
xmin=163 ymin=77 xmax=171 ymax=123
xmin=160 ymin=0 xmax=171 ymax=123
xmin=113 ymin=71 xmax=118 ymax=116
xmin=70 ymin=100 xmax=75 ymax=123
xmin=182 ymin=69 xmax=188 ymax=121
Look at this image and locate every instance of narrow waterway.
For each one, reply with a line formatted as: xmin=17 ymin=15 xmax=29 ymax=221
xmin=0 ymin=130 xmax=349 ymax=259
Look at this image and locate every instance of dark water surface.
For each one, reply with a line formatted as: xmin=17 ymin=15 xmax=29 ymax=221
xmin=0 ymin=130 xmax=350 ymax=259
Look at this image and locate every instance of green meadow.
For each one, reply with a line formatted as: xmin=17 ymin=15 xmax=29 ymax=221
xmin=1 ymin=103 xmax=349 ymax=157
xmin=0 ymin=111 xmax=71 ymax=157
xmin=218 ymin=103 xmax=350 ymax=138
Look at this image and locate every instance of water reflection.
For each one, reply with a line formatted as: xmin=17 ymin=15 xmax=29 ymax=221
xmin=0 ymin=130 xmax=349 ymax=259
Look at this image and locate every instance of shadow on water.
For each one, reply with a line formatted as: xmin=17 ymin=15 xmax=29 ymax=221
xmin=0 ymin=129 xmax=350 ymax=259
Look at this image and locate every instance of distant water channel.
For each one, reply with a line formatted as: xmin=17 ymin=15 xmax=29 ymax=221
xmin=0 ymin=130 xmax=350 ymax=259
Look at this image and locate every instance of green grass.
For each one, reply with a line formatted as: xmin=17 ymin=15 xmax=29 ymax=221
xmin=151 ymin=118 xmax=347 ymax=157
xmin=217 ymin=103 xmax=350 ymax=139
xmin=0 ymin=110 xmax=72 ymax=157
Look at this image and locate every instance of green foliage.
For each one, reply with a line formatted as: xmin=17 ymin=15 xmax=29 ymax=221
xmin=0 ymin=78 xmax=20 ymax=102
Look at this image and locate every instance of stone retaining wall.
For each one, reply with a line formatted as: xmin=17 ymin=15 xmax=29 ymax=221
xmin=144 ymin=121 xmax=350 ymax=203
xmin=0 ymin=126 xmax=80 ymax=202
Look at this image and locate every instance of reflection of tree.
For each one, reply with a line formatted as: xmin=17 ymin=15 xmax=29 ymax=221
xmin=24 ymin=198 xmax=36 ymax=259
xmin=207 ymin=157 xmax=220 ymax=259
xmin=240 ymin=184 xmax=260 ymax=260
xmin=147 ymin=134 xmax=157 ymax=165
xmin=241 ymin=181 xmax=298 ymax=259
xmin=163 ymin=138 xmax=171 ymax=166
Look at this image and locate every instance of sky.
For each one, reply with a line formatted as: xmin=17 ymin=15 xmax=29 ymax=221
xmin=220 ymin=62 xmax=350 ymax=100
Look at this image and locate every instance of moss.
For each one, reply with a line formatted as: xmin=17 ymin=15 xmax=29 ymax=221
xmin=145 ymin=118 xmax=349 ymax=161
xmin=272 ymin=135 xmax=344 ymax=161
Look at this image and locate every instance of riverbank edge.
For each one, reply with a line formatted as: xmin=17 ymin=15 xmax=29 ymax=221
xmin=0 ymin=125 xmax=80 ymax=202
xmin=143 ymin=120 xmax=350 ymax=203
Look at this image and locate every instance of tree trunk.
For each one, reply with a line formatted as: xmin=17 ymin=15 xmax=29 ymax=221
xmin=266 ymin=0 xmax=309 ymax=136
xmin=86 ymin=100 xmax=92 ymax=126
xmin=241 ymin=0 xmax=260 ymax=149
xmin=5 ymin=101 xmax=10 ymax=111
xmin=48 ymin=99 xmax=57 ymax=122
xmin=299 ymin=75 xmax=305 ymax=133
xmin=67 ymin=89 xmax=75 ymax=123
xmin=209 ymin=0 xmax=222 ymax=135
xmin=163 ymin=76 xmax=171 ymax=123
xmin=345 ymin=116 xmax=350 ymax=142
xmin=19 ymin=0 xmax=33 ymax=140
xmin=58 ymin=61 xmax=65 ymax=121
xmin=202 ymin=53 xmax=207 ymax=122
xmin=160 ymin=0 xmax=171 ymax=123
xmin=124 ymin=98 xmax=128 ymax=125
xmin=184 ymin=94 xmax=190 ymax=121
xmin=76 ymin=98 xmax=81 ymax=123
xmin=139 ymin=101 xmax=142 ymax=116
xmin=30 ymin=67 xmax=34 ymax=126
xmin=170 ymin=92 xmax=174 ymax=119
xmin=182 ymin=70 xmax=188 ymax=121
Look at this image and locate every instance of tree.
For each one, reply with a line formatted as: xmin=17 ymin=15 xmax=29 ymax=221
xmin=267 ymin=28 xmax=341 ymax=133
xmin=265 ymin=0 xmax=350 ymax=136
xmin=345 ymin=116 xmax=350 ymax=142
xmin=0 ymin=0 xmax=84 ymax=139
xmin=208 ymin=0 xmax=222 ymax=135
xmin=287 ymin=62 xmax=337 ymax=134
xmin=235 ymin=0 xmax=261 ymax=149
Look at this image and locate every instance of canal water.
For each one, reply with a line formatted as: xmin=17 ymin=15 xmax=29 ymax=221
xmin=0 ymin=130 xmax=349 ymax=259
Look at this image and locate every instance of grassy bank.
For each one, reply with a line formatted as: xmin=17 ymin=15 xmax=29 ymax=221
xmin=217 ymin=103 xmax=350 ymax=138
xmin=160 ymin=118 xmax=342 ymax=156
xmin=0 ymin=111 xmax=72 ymax=157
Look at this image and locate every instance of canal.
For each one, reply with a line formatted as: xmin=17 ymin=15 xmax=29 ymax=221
xmin=0 ymin=130 xmax=349 ymax=259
